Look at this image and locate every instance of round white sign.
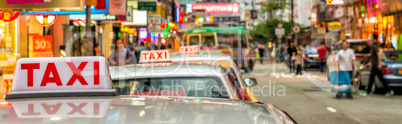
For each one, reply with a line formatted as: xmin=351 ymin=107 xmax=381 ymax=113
xmin=293 ymin=26 xmax=300 ymax=33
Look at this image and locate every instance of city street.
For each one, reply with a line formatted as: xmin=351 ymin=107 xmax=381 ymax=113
xmin=245 ymin=61 xmax=402 ymax=124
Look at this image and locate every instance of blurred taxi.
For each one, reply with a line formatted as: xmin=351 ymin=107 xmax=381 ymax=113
xmin=1 ymin=56 xmax=296 ymax=124
xmin=170 ymin=46 xmax=259 ymax=102
xmin=110 ymin=50 xmax=256 ymax=100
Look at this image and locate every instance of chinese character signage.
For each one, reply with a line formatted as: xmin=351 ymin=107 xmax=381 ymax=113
xmin=192 ymin=3 xmax=240 ymax=14
xmin=138 ymin=2 xmax=157 ymax=11
xmin=0 ymin=11 xmax=19 ymax=22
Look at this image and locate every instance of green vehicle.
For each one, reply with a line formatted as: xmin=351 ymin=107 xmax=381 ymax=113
xmin=182 ymin=27 xmax=255 ymax=72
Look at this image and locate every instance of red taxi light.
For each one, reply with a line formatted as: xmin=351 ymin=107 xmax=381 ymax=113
xmin=382 ymin=65 xmax=393 ymax=75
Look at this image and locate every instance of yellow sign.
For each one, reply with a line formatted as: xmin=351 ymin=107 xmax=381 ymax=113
xmin=327 ymin=22 xmax=342 ymax=31
xmin=85 ymin=0 xmax=97 ymax=6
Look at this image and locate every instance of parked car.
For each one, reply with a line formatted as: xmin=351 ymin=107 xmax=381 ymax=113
xmin=356 ymin=50 xmax=402 ymax=93
xmin=303 ymin=47 xmax=320 ymax=69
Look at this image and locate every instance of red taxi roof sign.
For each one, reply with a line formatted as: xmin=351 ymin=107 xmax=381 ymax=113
xmin=139 ymin=50 xmax=171 ymax=63
xmin=6 ymin=57 xmax=117 ymax=99
xmin=179 ymin=46 xmax=200 ymax=54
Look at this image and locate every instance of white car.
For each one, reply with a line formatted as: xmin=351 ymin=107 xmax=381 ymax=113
xmin=1 ymin=56 xmax=296 ymax=124
xmin=170 ymin=53 xmax=258 ymax=102
xmin=110 ymin=50 xmax=257 ymax=100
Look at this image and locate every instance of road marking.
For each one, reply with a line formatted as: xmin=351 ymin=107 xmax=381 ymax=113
xmin=270 ymin=73 xmax=306 ymax=78
xmin=326 ymin=107 xmax=337 ymax=113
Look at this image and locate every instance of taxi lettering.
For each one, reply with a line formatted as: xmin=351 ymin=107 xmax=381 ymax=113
xmin=141 ymin=51 xmax=167 ymax=61
xmin=140 ymin=50 xmax=170 ymax=63
xmin=179 ymin=46 xmax=199 ymax=53
xmin=21 ymin=61 xmax=100 ymax=87
xmin=21 ymin=102 xmax=100 ymax=116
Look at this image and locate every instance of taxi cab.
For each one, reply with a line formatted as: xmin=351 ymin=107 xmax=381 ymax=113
xmin=170 ymin=46 xmax=259 ymax=102
xmin=110 ymin=50 xmax=256 ymax=100
xmin=1 ymin=56 xmax=296 ymax=124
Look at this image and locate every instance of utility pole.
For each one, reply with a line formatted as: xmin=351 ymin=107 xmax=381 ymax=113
xmin=290 ymin=0 xmax=294 ymax=44
xmin=83 ymin=1 xmax=94 ymax=56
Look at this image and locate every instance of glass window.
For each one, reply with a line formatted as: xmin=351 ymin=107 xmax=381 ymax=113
xmin=189 ymin=36 xmax=200 ymax=45
xmin=217 ymin=34 xmax=247 ymax=48
xmin=202 ymin=36 xmax=216 ymax=46
xmin=384 ymin=52 xmax=402 ymax=62
xmin=113 ymin=77 xmax=229 ymax=98
xmin=349 ymin=42 xmax=370 ymax=54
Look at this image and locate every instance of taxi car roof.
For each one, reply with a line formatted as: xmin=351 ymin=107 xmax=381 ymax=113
xmin=110 ymin=63 xmax=227 ymax=80
xmin=2 ymin=96 xmax=289 ymax=124
xmin=170 ymin=54 xmax=232 ymax=61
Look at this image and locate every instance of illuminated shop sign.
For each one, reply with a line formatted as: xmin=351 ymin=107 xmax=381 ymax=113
xmin=35 ymin=14 xmax=57 ymax=26
xmin=20 ymin=0 xmax=109 ymax=15
xmin=192 ymin=3 xmax=240 ymax=13
xmin=0 ymin=11 xmax=20 ymax=22
xmin=327 ymin=0 xmax=344 ymax=5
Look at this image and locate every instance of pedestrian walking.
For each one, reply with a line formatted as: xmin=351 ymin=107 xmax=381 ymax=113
xmin=287 ymin=42 xmax=297 ymax=73
xmin=335 ymin=40 xmax=357 ymax=91
xmin=361 ymin=38 xmax=394 ymax=96
xmin=295 ymin=44 xmax=303 ymax=75
xmin=258 ymin=44 xmax=265 ymax=64
xmin=109 ymin=39 xmax=135 ymax=66
xmin=317 ymin=41 xmax=328 ymax=73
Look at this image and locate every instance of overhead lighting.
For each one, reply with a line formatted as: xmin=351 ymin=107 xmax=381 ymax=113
xmin=34 ymin=14 xmax=57 ymax=26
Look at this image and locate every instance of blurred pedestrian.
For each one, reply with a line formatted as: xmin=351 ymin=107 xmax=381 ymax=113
xmin=109 ymin=39 xmax=135 ymax=66
xmin=317 ymin=41 xmax=328 ymax=73
xmin=361 ymin=38 xmax=394 ymax=96
xmin=295 ymin=44 xmax=303 ymax=75
xmin=287 ymin=42 xmax=297 ymax=73
xmin=135 ymin=42 xmax=146 ymax=63
xmin=335 ymin=40 xmax=357 ymax=87
xmin=94 ymin=43 xmax=101 ymax=56
xmin=258 ymin=44 xmax=265 ymax=64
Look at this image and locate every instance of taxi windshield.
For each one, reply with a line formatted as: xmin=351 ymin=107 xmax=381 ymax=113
xmin=113 ymin=77 xmax=229 ymax=98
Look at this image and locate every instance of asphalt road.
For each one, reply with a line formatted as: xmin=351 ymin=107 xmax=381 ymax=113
xmin=243 ymin=61 xmax=402 ymax=124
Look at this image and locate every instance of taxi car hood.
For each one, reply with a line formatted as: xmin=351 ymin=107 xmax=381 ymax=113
xmin=1 ymin=96 xmax=292 ymax=124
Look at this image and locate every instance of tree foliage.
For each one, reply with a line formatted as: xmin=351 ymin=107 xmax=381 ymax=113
xmin=250 ymin=19 xmax=305 ymax=43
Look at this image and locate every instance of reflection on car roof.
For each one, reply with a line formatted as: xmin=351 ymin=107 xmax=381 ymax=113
xmin=2 ymin=96 xmax=279 ymax=124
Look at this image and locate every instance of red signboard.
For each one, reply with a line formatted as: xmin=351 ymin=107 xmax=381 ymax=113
xmin=0 ymin=11 xmax=20 ymax=22
xmin=192 ymin=3 xmax=240 ymax=14
xmin=6 ymin=0 xmax=44 ymax=5
xmin=33 ymin=35 xmax=53 ymax=57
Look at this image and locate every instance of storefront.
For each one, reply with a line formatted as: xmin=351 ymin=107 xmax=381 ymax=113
xmin=0 ymin=11 xmax=19 ymax=99
xmin=380 ymin=0 xmax=402 ymax=50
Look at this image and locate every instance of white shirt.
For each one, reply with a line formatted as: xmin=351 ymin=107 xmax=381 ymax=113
xmin=335 ymin=49 xmax=356 ymax=71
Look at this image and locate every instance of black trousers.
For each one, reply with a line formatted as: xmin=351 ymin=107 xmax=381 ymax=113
xmin=296 ymin=64 xmax=302 ymax=75
xmin=366 ymin=66 xmax=391 ymax=93
xmin=259 ymin=49 xmax=265 ymax=63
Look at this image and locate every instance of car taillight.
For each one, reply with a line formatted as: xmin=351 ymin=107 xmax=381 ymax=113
xmin=382 ymin=65 xmax=393 ymax=75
